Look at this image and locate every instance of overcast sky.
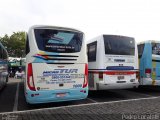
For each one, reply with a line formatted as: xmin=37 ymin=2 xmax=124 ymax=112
xmin=0 ymin=0 xmax=160 ymax=42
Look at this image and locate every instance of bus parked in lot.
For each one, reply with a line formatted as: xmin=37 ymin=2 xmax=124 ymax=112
xmin=0 ymin=42 xmax=8 ymax=90
xmin=87 ymin=35 xmax=139 ymax=90
xmin=138 ymin=40 xmax=160 ymax=86
xmin=25 ymin=25 xmax=88 ymax=104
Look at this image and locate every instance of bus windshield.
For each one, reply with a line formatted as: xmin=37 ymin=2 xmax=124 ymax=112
xmin=104 ymin=35 xmax=135 ymax=55
xmin=34 ymin=29 xmax=83 ymax=53
xmin=152 ymin=43 xmax=160 ymax=55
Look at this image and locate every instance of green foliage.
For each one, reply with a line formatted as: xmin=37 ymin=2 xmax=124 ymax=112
xmin=0 ymin=32 xmax=25 ymax=57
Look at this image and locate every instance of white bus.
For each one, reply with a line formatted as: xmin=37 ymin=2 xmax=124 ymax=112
xmin=87 ymin=35 xmax=139 ymax=90
xmin=25 ymin=25 xmax=88 ymax=104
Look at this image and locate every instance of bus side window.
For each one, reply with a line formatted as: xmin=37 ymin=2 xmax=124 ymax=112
xmin=87 ymin=41 xmax=97 ymax=62
xmin=138 ymin=44 xmax=144 ymax=58
xmin=25 ymin=34 xmax=30 ymax=55
xmin=152 ymin=43 xmax=160 ymax=55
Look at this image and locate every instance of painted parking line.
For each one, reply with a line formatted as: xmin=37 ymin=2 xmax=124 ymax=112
xmin=1 ymin=96 xmax=159 ymax=115
xmin=13 ymin=83 xmax=19 ymax=112
xmin=87 ymin=98 xmax=97 ymax=103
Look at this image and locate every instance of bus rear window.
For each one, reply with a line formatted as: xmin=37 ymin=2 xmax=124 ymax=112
xmin=34 ymin=29 xmax=83 ymax=53
xmin=138 ymin=44 xmax=144 ymax=58
xmin=104 ymin=35 xmax=135 ymax=55
xmin=152 ymin=43 xmax=160 ymax=55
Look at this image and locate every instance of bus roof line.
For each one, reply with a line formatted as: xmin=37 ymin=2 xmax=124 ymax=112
xmin=138 ymin=40 xmax=160 ymax=44
xmin=28 ymin=25 xmax=83 ymax=33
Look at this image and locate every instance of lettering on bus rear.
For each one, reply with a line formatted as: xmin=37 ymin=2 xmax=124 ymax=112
xmin=37 ymin=69 xmax=84 ymax=85
xmin=43 ymin=69 xmax=78 ymax=76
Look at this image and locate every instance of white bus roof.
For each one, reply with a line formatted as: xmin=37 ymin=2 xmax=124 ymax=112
xmin=138 ymin=40 xmax=160 ymax=45
xmin=28 ymin=25 xmax=83 ymax=34
xmin=87 ymin=34 xmax=134 ymax=44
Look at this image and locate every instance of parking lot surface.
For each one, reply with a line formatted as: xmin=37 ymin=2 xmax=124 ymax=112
xmin=1 ymin=78 xmax=160 ymax=120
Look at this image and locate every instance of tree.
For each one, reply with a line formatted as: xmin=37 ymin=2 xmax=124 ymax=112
xmin=0 ymin=32 xmax=25 ymax=57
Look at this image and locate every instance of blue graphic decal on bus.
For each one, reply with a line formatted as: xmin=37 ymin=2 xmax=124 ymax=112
xmin=43 ymin=69 xmax=78 ymax=76
xmin=25 ymin=25 xmax=88 ymax=104
xmin=138 ymin=41 xmax=160 ymax=86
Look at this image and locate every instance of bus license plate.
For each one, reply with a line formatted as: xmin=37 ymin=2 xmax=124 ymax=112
xmin=56 ymin=93 xmax=66 ymax=98
xmin=118 ymin=76 xmax=124 ymax=80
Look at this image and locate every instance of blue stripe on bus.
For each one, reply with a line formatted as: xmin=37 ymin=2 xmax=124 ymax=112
xmin=106 ymin=66 xmax=134 ymax=70
xmin=89 ymin=67 xmax=135 ymax=71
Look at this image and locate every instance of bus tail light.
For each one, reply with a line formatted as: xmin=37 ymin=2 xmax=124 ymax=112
xmin=145 ymin=68 xmax=151 ymax=78
xmin=83 ymin=64 xmax=88 ymax=88
xmin=27 ymin=63 xmax=36 ymax=91
xmin=136 ymin=71 xmax=140 ymax=80
xmin=99 ymin=72 xmax=103 ymax=80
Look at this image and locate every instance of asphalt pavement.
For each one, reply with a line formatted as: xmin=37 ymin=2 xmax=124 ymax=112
xmin=1 ymin=78 xmax=160 ymax=120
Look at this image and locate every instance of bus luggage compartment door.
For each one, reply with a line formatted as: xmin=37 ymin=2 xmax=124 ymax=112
xmin=31 ymin=63 xmax=86 ymax=91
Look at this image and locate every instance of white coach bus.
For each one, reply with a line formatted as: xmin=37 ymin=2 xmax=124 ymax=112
xmin=87 ymin=35 xmax=139 ymax=90
xmin=25 ymin=25 xmax=88 ymax=104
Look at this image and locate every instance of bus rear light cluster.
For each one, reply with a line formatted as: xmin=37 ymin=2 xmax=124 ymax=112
xmin=99 ymin=72 xmax=103 ymax=80
xmin=27 ymin=63 xmax=36 ymax=91
xmin=136 ymin=71 xmax=140 ymax=80
xmin=83 ymin=64 xmax=88 ymax=88
xmin=145 ymin=68 xmax=151 ymax=78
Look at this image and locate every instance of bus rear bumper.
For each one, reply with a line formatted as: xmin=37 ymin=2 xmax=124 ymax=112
xmin=140 ymin=78 xmax=160 ymax=86
xmin=96 ymin=82 xmax=139 ymax=90
xmin=25 ymin=88 xmax=88 ymax=104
